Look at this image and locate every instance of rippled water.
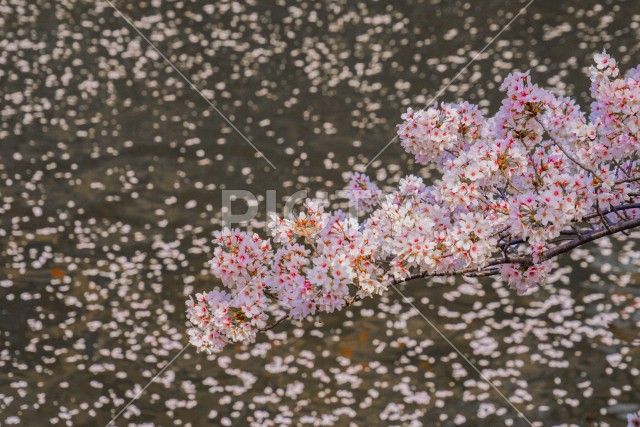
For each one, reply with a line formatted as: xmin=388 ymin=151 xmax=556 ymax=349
xmin=1 ymin=0 xmax=640 ymax=425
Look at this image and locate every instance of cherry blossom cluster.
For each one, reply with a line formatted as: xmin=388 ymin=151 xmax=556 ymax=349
xmin=187 ymin=200 xmax=384 ymax=353
xmin=345 ymin=172 xmax=381 ymax=214
xmin=187 ymin=51 xmax=640 ymax=353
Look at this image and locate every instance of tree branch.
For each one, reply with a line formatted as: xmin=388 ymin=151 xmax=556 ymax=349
xmin=535 ymin=118 xmax=603 ymax=180
xmin=256 ymin=214 xmax=640 ymax=333
xmin=257 ymin=314 xmax=290 ymax=332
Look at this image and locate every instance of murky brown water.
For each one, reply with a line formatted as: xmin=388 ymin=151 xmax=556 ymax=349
xmin=1 ymin=0 xmax=640 ymax=425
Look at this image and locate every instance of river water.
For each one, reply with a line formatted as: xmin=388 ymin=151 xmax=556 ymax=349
xmin=1 ymin=0 xmax=640 ymax=425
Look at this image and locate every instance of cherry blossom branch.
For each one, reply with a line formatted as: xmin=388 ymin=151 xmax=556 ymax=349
xmin=534 ymin=118 xmax=604 ymax=181
xmin=463 ymin=214 xmax=640 ymax=274
xmin=186 ymin=51 xmax=640 ymax=354
xmin=532 ymin=215 xmax=640 ymax=262
xmin=257 ymin=315 xmax=289 ymax=332
xmin=256 ymin=213 xmax=640 ymax=332
xmin=582 ymin=202 xmax=640 ymax=220
xmin=616 ymin=176 xmax=640 ymax=185
xmin=377 ymin=214 xmax=638 ymax=280
xmin=259 ymin=292 xmax=366 ymax=332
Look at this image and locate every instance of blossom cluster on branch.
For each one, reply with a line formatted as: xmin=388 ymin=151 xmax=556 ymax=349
xmin=187 ymin=52 xmax=640 ymax=353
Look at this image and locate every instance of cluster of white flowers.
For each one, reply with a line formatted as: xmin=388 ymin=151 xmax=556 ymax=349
xmin=187 ymin=51 xmax=640 ymax=353
xmin=398 ymin=101 xmax=484 ymax=167
xmin=345 ymin=172 xmax=381 ymax=214
xmin=187 ymin=200 xmax=385 ymax=352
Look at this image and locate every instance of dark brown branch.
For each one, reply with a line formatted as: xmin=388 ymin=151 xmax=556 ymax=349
xmin=256 ymin=215 xmax=640 ymax=333
xmin=442 ymin=214 xmax=627 ymax=273
xmin=537 ymin=215 xmax=640 ymax=262
xmin=257 ymin=315 xmax=289 ymax=332
xmin=388 ymin=216 xmax=640 ymax=281
xmin=582 ymin=202 xmax=640 ymax=220
xmin=615 ymin=176 xmax=640 ymax=185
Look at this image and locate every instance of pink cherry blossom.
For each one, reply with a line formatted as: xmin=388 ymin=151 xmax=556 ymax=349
xmin=187 ymin=51 xmax=640 ymax=353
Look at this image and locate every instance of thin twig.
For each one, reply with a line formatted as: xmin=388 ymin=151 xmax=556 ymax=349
xmin=257 ymin=315 xmax=290 ymax=332
xmin=615 ymin=176 xmax=640 ymax=185
xmin=535 ymin=118 xmax=603 ymax=181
